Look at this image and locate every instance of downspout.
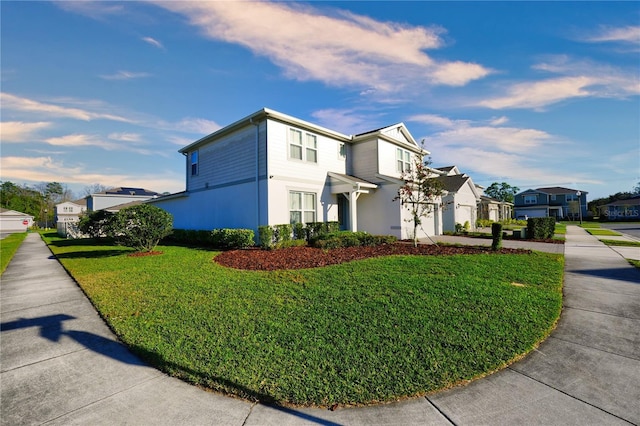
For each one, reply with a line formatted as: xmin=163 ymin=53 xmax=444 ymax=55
xmin=250 ymin=118 xmax=260 ymax=232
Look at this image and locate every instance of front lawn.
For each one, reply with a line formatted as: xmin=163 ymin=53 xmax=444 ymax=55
xmin=1 ymin=232 xmax=27 ymax=274
xmin=42 ymin=233 xmax=564 ymax=407
xmin=585 ymin=229 xmax=622 ymax=236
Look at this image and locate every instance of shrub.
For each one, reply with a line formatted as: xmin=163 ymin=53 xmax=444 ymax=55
xmin=166 ymin=229 xmax=213 ymax=246
xmin=211 ymin=228 xmax=255 ymax=250
xmin=274 ymin=224 xmax=292 ymax=243
xmin=527 ymin=217 xmax=556 ymax=240
xmin=491 ymin=222 xmax=503 ymax=251
xmin=310 ymin=231 xmax=396 ymax=249
xmin=293 ymin=223 xmax=305 ymax=240
xmin=304 ymin=221 xmax=340 ymax=241
xmin=78 ymin=209 xmax=115 ymax=239
xmin=463 ymin=221 xmax=470 ymax=232
xmin=258 ymin=226 xmax=274 ymax=249
xmin=109 ymin=204 xmax=173 ymax=252
xmin=274 ymin=239 xmax=307 ymax=249
xmin=476 ymin=219 xmax=494 ymax=228
xmin=455 ymin=223 xmax=464 ymax=234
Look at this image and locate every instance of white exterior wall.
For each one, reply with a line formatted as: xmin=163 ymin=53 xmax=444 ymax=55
xmin=378 ymin=140 xmax=406 ymax=178
xmin=441 ymin=189 xmax=478 ymax=232
xmin=0 ymin=214 xmax=33 ymax=232
xmin=351 ymin=140 xmax=378 ymax=182
xmin=56 ymin=202 xmax=86 ymax=223
xmin=266 ymin=119 xmax=347 ymax=226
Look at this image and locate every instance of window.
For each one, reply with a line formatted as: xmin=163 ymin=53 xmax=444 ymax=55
xmin=338 ymin=143 xmax=346 ymax=159
xmin=190 ymin=150 xmax=199 ymax=176
xmin=289 ymin=191 xmax=316 ymax=224
xmin=566 ymin=194 xmax=577 ymax=202
xmin=396 ymin=148 xmax=411 ymax=173
xmin=551 ymin=195 xmax=556 ymax=201
xmin=524 ymin=195 xmax=537 ymax=204
xmin=289 ymin=128 xmax=317 ymax=163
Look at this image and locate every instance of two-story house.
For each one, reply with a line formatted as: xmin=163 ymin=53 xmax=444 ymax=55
xmin=149 ymin=108 xmax=444 ymax=240
xmin=434 ymin=166 xmax=481 ymax=232
xmin=514 ymin=187 xmax=588 ymax=220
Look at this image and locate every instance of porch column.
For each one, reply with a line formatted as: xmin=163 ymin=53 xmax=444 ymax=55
xmin=349 ymin=190 xmax=359 ymax=232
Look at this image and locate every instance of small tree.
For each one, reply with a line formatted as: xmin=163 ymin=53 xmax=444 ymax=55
xmin=485 ymin=182 xmax=519 ymax=203
xmin=110 ymin=204 xmax=173 ymax=252
xmin=394 ymin=154 xmax=444 ymax=247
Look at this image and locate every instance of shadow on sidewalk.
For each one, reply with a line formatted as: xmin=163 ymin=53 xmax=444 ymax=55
xmin=1 ymin=314 xmax=146 ymax=366
xmin=567 ymin=267 xmax=640 ymax=283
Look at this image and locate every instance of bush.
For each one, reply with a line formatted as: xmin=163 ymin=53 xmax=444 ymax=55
xmin=310 ymin=231 xmax=397 ymax=249
xmin=293 ymin=223 xmax=305 ymax=240
xmin=527 ymin=217 xmax=556 ymax=239
xmin=274 ymin=239 xmax=307 ymax=249
xmin=167 ymin=229 xmax=212 ymax=246
xmin=211 ymin=228 xmax=255 ymax=250
xmin=274 ymin=224 xmax=292 ymax=243
xmin=110 ymin=204 xmax=173 ymax=252
xmin=463 ymin=221 xmax=470 ymax=231
xmin=476 ymin=219 xmax=494 ymax=228
xmin=258 ymin=226 xmax=274 ymax=249
xmin=491 ymin=223 xmax=503 ymax=251
xmin=78 ymin=209 xmax=115 ymax=239
xmin=304 ymin=221 xmax=340 ymax=241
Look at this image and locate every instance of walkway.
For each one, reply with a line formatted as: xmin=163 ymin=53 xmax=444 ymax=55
xmin=1 ymin=227 xmax=638 ymax=425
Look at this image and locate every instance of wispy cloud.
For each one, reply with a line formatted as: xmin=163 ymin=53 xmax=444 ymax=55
xmin=477 ymin=55 xmax=639 ymax=110
xmin=582 ymin=25 xmax=640 ymax=45
xmin=0 ymin=155 xmax=183 ymax=193
xmin=1 ymin=121 xmax=52 ymax=142
xmin=158 ymin=117 xmax=221 ymax=135
xmin=44 ymin=133 xmax=154 ymax=155
xmin=108 ymin=132 xmax=142 ymax=143
xmin=408 ymin=113 xmax=600 ymax=187
xmin=99 ymin=70 xmax=151 ymax=80
xmin=153 ymin=1 xmax=491 ymax=92
xmin=142 ymin=36 xmax=164 ymax=49
xmin=54 ymin=1 xmax=125 ymax=20
xmin=1 ymin=93 xmax=134 ymax=122
xmin=311 ymin=108 xmax=383 ymax=134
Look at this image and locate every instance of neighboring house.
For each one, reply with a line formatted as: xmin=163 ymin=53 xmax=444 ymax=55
xmin=55 ymin=198 xmax=87 ymax=238
xmin=149 ymin=108 xmax=444 ymax=240
xmin=0 ymin=208 xmax=34 ymax=232
xmin=86 ymin=187 xmax=159 ymax=211
xmin=514 ymin=187 xmax=588 ymax=220
xmin=600 ymin=196 xmax=640 ymax=220
xmin=435 ymin=166 xmax=481 ymax=232
xmin=478 ymin=195 xmax=513 ymax=222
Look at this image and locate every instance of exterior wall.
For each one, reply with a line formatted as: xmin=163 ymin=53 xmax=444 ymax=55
xmin=441 ymin=190 xmax=477 ymax=232
xmin=0 ymin=214 xmax=33 ymax=232
xmin=55 ymin=202 xmax=86 ymax=224
xmin=378 ymin=140 xmax=405 ymax=178
xmin=89 ymin=195 xmax=155 ymax=211
xmin=266 ymin=118 xmax=347 ymax=226
xmin=350 ymin=140 xmax=378 ymax=182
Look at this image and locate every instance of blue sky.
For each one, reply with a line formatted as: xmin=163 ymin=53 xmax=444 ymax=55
xmin=1 ymin=1 xmax=638 ymax=201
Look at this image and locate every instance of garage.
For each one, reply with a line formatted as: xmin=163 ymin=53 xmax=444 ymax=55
xmin=0 ymin=208 xmax=34 ymax=232
xmin=514 ymin=208 xmax=547 ymax=220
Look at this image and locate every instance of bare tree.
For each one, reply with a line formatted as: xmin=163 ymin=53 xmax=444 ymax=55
xmin=82 ymin=183 xmax=113 ymax=197
xmin=394 ymin=154 xmax=444 ymax=247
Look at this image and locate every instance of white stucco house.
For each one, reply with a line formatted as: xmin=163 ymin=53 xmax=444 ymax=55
xmin=55 ymin=198 xmax=87 ymax=238
xmin=0 ymin=208 xmax=34 ymax=232
xmin=435 ymin=166 xmax=481 ymax=232
xmin=149 ymin=108 xmax=444 ymax=240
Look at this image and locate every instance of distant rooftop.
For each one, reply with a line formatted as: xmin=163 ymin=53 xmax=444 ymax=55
xmin=94 ymin=187 xmax=159 ymax=197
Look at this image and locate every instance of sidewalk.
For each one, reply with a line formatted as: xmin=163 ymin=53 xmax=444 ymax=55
xmin=1 ymin=228 xmax=639 ymax=425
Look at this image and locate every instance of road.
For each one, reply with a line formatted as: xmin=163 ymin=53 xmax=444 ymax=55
xmin=600 ymin=222 xmax=640 ymax=239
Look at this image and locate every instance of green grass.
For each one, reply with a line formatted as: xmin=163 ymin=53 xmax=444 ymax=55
xmin=42 ymin=233 xmax=564 ymax=407
xmin=585 ymin=229 xmax=622 ymax=236
xmin=627 ymin=259 xmax=640 ymax=269
xmin=600 ymin=239 xmax=640 ymax=247
xmin=1 ymin=232 xmax=28 ymax=274
xmin=578 ymin=223 xmax=601 ymax=228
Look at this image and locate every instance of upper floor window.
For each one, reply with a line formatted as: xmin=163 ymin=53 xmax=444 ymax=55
xmin=289 ymin=128 xmax=317 ymax=163
xmin=550 ymin=195 xmax=556 ymax=201
xmin=524 ymin=195 xmax=537 ymax=204
xmin=289 ymin=191 xmax=316 ymax=224
xmin=566 ymin=194 xmax=578 ymax=202
xmin=338 ymin=143 xmax=346 ymax=159
xmin=396 ymin=148 xmax=411 ymax=173
xmin=190 ymin=151 xmax=198 ymax=176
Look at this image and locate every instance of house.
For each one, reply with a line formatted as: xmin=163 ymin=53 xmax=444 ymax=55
xmin=86 ymin=187 xmax=159 ymax=211
xmin=434 ymin=166 xmax=481 ymax=232
xmin=514 ymin=187 xmax=588 ymax=220
xmin=55 ymin=198 xmax=87 ymax=238
xmin=477 ymin=195 xmax=513 ymax=222
xmin=0 ymin=208 xmax=34 ymax=232
xmin=600 ymin=196 xmax=640 ymax=220
xmin=149 ymin=108 xmax=444 ymax=240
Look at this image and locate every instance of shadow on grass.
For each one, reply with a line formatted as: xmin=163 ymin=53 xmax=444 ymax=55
xmin=130 ymin=344 xmax=343 ymax=425
xmin=51 ymin=250 xmax=131 ymax=259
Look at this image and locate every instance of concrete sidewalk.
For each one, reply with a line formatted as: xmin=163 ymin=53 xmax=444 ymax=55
xmin=1 ymin=228 xmax=639 ymax=425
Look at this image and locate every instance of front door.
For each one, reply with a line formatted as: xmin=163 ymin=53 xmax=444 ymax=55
xmin=337 ymin=194 xmax=349 ymax=230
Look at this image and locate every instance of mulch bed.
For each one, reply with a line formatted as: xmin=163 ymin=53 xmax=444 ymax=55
xmin=214 ymin=243 xmax=531 ymax=271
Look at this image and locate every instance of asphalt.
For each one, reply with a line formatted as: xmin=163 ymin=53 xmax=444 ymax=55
xmin=1 ymin=226 xmax=639 ymax=425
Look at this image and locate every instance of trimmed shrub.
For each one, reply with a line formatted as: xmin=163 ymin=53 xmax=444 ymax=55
xmin=491 ymin=222 xmax=503 ymax=251
xmin=304 ymin=221 xmax=340 ymax=241
xmin=476 ymin=219 xmax=494 ymax=228
xmin=211 ymin=228 xmax=255 ymax=250
xmin=166 ymin=229 xmax=212 ymax=246
xmin=258 ymin=226 xmax=274 ymax=249
xmin=293 ymin=223 xmax=305 ymax=240
xmin=109 ymin=204 xmax=173 ymax=252
xmin=274 ymin=224 xmax=293 ymax=243
xmin=274 ymin=239 xmax=307 ymax=249
xmin=310 ymin=231 xmax=397 ymax=249
xmin=527 ymin=217 xmax=556 ymax=239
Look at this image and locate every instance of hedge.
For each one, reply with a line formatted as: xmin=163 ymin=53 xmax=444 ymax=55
xmin=210 ymin=228 xmax=255 ymax=249
xmin=527 ymin=217 xmax=556 ymax=239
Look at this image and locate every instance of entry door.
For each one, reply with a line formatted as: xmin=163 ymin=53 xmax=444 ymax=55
xmin=337 ymin=194 xmax=349 ymax=230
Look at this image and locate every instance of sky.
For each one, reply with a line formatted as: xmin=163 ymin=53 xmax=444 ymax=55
xmin=1 ymin=1 xmax=639 ymax=202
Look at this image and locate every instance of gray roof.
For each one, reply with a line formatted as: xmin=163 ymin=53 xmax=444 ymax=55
xmin=436 ymin=174 xmax=470 ymax=192
xmin=95 ymin=187 xmax=159 ymax=196
xmin=536 ymin=187 xmax=586 ymax=195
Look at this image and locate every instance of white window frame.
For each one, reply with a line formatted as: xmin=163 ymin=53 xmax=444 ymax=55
xmin=396 ymin=148 xmax=412 ymax=173
xmin=289 ymin=128 xmax=318 ymax=163
xmin=289 ymin=191 xmax=316 ymax=224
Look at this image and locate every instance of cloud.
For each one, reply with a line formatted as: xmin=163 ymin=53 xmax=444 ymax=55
xmin=0 ymin=155 xmax=184 ymax=193
xmin=583 ymin=25 xmax=640 ymax=45
xmin=54 ymin=1 xmax=125 ymax=19
xmin=1 ymin=93 xmax=134 ymax=122
xmin=158 ymin=117 xmax=222 ymax=135
xmin=43 ymin=133 xmax=154 ymax=155
xmin=142 ymin=36 xmax=164 ymax=49
xmin=108 ymin=132 xmax=142 ymax=143
xmin=153 ymin=1 xmax=491 ymax=92
xmin=311 ymin=108 xmax=383 ymax=134
xmin=1 ymin=121 xmax=52 ymax=142
xmin=406 ymin=114 xmax=458 ymax=129
xmin=99 ymin=71 xmax=151 ymax=80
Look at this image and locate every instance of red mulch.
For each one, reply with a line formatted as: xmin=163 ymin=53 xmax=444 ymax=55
xmin=128 ymin=251 xmax=163 ymax=257
xmin=214 ymin=243 xmax=531 ymax=271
